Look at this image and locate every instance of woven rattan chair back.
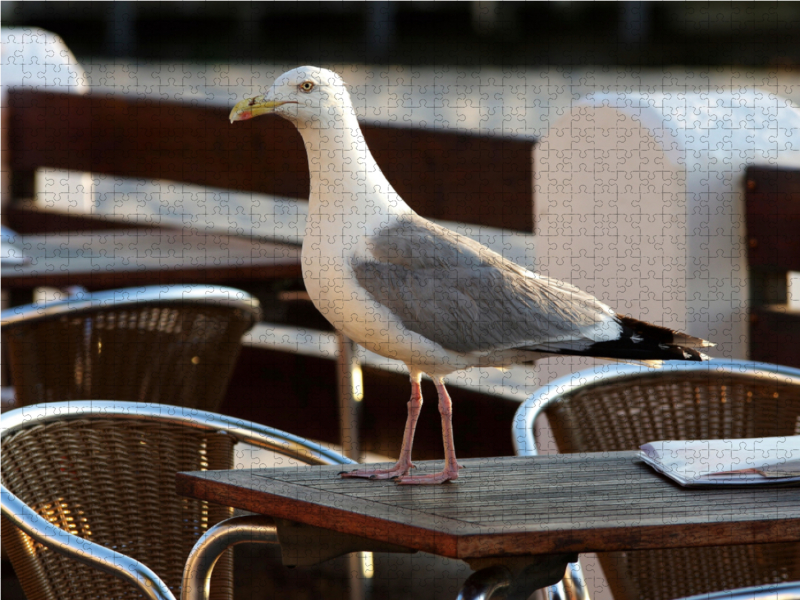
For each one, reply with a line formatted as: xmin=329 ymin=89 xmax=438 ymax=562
xmin=2 ymin=416 xmax=235 ymax=600
xmin=2 ymin=286 xmax=261 ymax=412
xmin=532 ymin=362 xmax=800 ymax=600
xmin=2 ymin=402 xmax=352 ymax=600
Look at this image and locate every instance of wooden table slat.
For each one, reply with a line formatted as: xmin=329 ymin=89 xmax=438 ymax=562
xmin=1 ymin=228 xmax=302 ymax=289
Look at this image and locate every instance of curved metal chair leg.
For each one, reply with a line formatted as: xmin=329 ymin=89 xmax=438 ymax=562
xmin=456 ymin=565 xmax=512 ymax=600
xmin=181 ymin=515 xmax=279 ymax=600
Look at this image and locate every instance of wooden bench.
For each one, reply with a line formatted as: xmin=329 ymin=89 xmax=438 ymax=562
xmin=4 ymin=89 xmax=536 ymax=233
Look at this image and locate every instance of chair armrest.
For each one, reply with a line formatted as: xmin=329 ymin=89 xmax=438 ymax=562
xmin=181 ymin=515 xmax=278 ymax=600
xmin=1 ymin=484 xmax=176 ymax=600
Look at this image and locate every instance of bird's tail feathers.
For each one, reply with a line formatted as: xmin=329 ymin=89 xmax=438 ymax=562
xmin=672 ymin=332 xmax=716 ymax=348
xmin=523 ymin=314 xmax=714 ymax=364
xmin=616 ymin=315 xmax=714 ymax=349
xmin=531 ymin=341 xmax=711 ymax=363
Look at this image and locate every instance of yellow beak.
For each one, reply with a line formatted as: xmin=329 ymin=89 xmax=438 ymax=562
xmin=229 ymin=97 xmax=297 ymax=123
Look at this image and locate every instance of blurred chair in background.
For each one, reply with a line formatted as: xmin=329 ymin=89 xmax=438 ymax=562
xmin=1 ymin=401 xmax=353 ymax=600
xmin=513 ymin=360 xmax=800 ymax=600
xmin=1 ymin=285 xmax=261 ymax=411
xmin=675 ymin=581 xmax=800 ymax=600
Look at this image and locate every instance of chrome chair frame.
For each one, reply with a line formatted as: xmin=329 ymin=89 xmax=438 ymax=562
xmin=512 ymin=360 xmax=800 ymax=456
xmin=1 ymin=483 xmax=174 ymax=600
xmin=511 ymin=359 xmax=800 ymax=600
xmin=1 ymin=401 xmax=355 ymax=600
xmin=1 ymin=284 xmax=262 ymax=410
xmin=676 ymin=581 xmax=800 ymax=600
xmin=0 ymin=285 xmax=263 ymax=327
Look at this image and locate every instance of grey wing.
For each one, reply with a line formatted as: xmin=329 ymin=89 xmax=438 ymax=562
xmin=351 ymin=215 xmax=620 ymax=355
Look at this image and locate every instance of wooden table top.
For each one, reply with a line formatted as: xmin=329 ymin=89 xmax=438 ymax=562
xmin=177 ymin=452 xmax=800 ymax=561
xmin=1 ymin=228 xmax=301 ymax=289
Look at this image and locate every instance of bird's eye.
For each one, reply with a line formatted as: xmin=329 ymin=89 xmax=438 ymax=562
xmin=299 ymin=81 xmax=315 ymax=93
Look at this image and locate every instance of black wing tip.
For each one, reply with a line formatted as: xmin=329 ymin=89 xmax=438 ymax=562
xmin=545 ymin=340 xmax=710 ymax=362
xmin=617 ymin=315 xmax=714 ymax=349
xmin=529 ymin=317 xmax=713 ymax=362
xmin=617 ymin=315 xmax=675 ymax=344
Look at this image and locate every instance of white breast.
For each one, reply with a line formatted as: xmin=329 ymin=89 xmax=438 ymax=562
xmin=301 ymin=210 xmax=475 ymax=374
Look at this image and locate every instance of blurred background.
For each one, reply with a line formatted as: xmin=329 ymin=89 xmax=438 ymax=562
xmin=5 ymin=1 xmax=800 ymax=141
xmin=3 ymin=3 xmax=800 ymax=600
xmin=4 ymin=1 xmax=800 ymax=67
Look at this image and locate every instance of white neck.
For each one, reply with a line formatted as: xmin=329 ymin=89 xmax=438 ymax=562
xmin=294 ymin=110 xmax=412 ymax=222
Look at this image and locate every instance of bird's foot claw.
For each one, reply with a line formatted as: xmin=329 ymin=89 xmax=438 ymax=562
xmin=340 ymin=463 xmax=413 ymax=480
xmin=394 ymin=469 xmax=459 ymax=485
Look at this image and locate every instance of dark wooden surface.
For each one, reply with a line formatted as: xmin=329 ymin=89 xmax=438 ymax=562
xmin=745 ymin=165 xmax=800 ymax=272
xmin=750 ymin=305 xmax=800 ymax=368
xmin=7 ymin=89 xmax=536 ymax=232
xmin=745 ymin=165 xmax=800 ymax=369
xmin=177 ymin=452 xmax=800 ymax=561
xmin=4 ymin=205 xmax=154 ymax=235
xmin=0 ymin=228 xmax=301 ymax=290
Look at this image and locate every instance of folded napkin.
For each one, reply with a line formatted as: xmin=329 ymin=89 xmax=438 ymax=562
xmin=639 ymin=436 xmax=800 ymax=486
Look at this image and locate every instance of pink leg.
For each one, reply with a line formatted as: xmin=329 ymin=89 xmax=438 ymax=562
xmin=395 ymin=379 xmax=461 ymax=485
xmin=340 ymin=376 xmax=423 ymax=480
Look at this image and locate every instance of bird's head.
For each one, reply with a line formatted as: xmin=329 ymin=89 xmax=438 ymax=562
xmin=229 ymin=66 xmax=353 ymax=128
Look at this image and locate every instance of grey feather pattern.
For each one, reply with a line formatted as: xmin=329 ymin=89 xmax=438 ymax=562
xmin=351 ymin=215 xmax=617 ymax=355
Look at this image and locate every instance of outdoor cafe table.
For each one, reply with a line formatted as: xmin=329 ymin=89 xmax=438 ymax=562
xmin=177 ymin=451 xmax=800 ymax=599
xmin=1 ymin=227 xmax=301 ymax=291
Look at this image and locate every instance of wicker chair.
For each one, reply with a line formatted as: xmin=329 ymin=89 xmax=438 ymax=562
xmin=1 ymin=400 xmax=354 ymax=600
xmin=512 ymin=360 xmax=800 ymax=600
xmin=676 ymin=581 xmax=800 ymax=600
xmin=1 ymin=285 xmax=261 ymax=411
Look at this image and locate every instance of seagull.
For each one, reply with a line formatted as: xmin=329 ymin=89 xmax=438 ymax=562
xmin=230 ymin=66 xmax=714 ymax=485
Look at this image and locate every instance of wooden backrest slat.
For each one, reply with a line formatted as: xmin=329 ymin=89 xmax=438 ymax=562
xmin=8 ymin=89 xmax=535 ymax=232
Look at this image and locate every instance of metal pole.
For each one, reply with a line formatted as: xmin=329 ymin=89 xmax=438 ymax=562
xmin=336 ymin=333 xmax=369 ymax=600
xmin=336 ymin=333 xmax=362 ymax=461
